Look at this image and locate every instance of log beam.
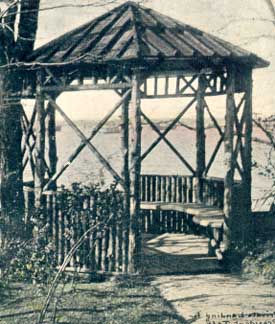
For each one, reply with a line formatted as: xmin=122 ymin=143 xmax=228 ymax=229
xmin=195 ymin=75 xmax=206 ymax=202
xmin=120 ymin=96 xmax=130 ymax=273
xmin=46 ymin=100 xmax=57 ymax=189
xmin=223 ymin=65 xmax=236 ymax=253
xmin=241 ymin=69 xmax=253 ymax=242
xmin=34 ymin=72 xmax=46 ymax=208
xmin=41 ymin=82 xmax=131 ymax=93
xmin=128 ymin=72 xmax=142 ymax=273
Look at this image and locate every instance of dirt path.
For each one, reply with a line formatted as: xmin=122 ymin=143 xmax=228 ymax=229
xmin=143 ymin=233 xmax=275 ymax=323
xmin=152 ymin=274 xmax=275 ymax=323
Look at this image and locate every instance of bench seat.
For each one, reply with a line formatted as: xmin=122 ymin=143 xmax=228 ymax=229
xmin=140 ymin=202 xmax=224 ymax=228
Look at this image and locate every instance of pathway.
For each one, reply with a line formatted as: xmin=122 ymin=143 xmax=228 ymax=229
xmin=143 ymin=233 xmax=275 ymax=323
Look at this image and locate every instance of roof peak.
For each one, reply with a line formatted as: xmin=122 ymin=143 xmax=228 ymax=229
xmin=28 ymin=1 xmax=269 ymax=69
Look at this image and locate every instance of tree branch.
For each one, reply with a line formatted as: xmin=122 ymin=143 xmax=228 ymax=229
xmin=265 ymin=0 xmax=275 ymax=26
xmin=15 ymin=0 xmax=40 ymax=60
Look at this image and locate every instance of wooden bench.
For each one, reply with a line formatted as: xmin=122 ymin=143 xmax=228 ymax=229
xmin=140 ymin=202 xmax=224 ymax=228
xmin=140 ymin=201 xmax=225 ymax=259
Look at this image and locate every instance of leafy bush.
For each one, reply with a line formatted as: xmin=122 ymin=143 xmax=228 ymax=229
xmin=241 ymin=240 xmax=275 ymax=285
xmin=0 ymin=228 xmax=55 ymax=286
xmin=0 ymin=182 xmax=123 ymax=287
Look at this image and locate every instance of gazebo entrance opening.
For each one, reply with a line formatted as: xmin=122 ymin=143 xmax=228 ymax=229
xmin=20 ymin=1 xmax=268 ymax=274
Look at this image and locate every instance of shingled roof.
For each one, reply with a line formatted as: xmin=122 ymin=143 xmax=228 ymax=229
xmin=28 ymin=1 xmax=269 ymax=69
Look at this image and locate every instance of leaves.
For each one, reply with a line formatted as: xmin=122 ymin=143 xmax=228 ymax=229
xmin=242 ymin=240 xmax=275 ymax=285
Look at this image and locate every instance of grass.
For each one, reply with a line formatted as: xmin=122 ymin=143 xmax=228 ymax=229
xmin=0 ymin=276 xmax=185 ymax=324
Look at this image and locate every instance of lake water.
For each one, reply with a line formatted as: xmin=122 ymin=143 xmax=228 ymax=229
xmin=24 ymin=121 xmax=273 ymax=211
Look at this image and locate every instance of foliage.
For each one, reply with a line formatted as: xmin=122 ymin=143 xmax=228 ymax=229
xmin=0 ymin=182 xmax=123 ymax=289
xmin=56 ymin=182 xmax=124 ymax=246
xmin=241 ymin=239 xmax=275 ymax=285
xmin=0 ymin=228 xmax=55 ymax=286
xmin=253 ymin=115 xmax=275 ymax=208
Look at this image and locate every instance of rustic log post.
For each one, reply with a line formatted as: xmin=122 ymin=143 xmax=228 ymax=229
xmin=242 ymin=68 xmax=253 ymax=242
xmin=120 ymin=95 xmax=130 ymax=273
xmin=223 ymin=65 xmax=236 ymax=255
xmin=195 ymin=74 xmax=206 ymax=203
xmin=34 ymin=71 xmax=46 ymax=208
xmin=128 ymin=72 xmax=142 ymax=273
xmin=46 ymin=101 xmax=57 ymax=189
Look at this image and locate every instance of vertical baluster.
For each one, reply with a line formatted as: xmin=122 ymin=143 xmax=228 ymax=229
xmin=45 ymin=194 xmax=51 ymax=245
xmin=177 ymin=176 xmax=182 ymax=202
xmin=52 ymin=192 xmax=58 ymax=266
xmin=118 ymin=213 xmax=123 ymax=272
xmin=58 ymin=193 xmax=65 ymax=267
xmin=162 ymin=176 xmax=166 ymax=202
xmin=110 ymin=205 xmax=116 ymax=272
xmin=141 ymin=175 xmax=145 ymax=202
xmin=97 ymin=225 xmax=103 ymax=271
xmin=169 ymin=176 xmax=173 ymax=202
xmin=154 ymin=77 xmax=158 ymax=96
xmin=182 ymin=177 xmax=187 ymax=203
xmin=165 ymin=76 xmax=169 ymax=95
xmin=90 ymin=195 xmax=97 ymax=273
xmin=186 ymin=177 xmax=190 ymax=203
xmin=152 ymin=175 xmax=156 ymax=202
xmin=63 ymin=199 xmax=69 ymax=267
xmin=158 ymin=176 xmax=162 ymax=201
xmin=147 ymin=176 xmax=151 ymax=202
xmin=155 ymin=176 xmax=159 ymax=201
xmin=83 ymin=197 xmax=90 ymax=270
xmin=103 ymin=226 xmax=110 ymax=272
xmin=173 ymin=176 xmax=177 ymax=203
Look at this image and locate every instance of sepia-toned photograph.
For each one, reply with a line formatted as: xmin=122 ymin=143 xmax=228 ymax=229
xmin=0 ymin=1 xmax=275 ymax=323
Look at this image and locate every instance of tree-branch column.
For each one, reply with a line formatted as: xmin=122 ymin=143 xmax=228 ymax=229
xmin=121 ymin=95 xmax=130 ymax=273
xmin=195 ymin=74 xmax=206 ymax=202
xmin=34 ymin=71 xmax=46 ymax=208
xmin=128 ymin=72 xmax=142 ymax=273
xmin=223 ymin=65 xmax=236 ymax=254
xmin=46 ymin=100 xmax=57 ymax=190
xmin=242 ymin=69 xmax=253 ymax=241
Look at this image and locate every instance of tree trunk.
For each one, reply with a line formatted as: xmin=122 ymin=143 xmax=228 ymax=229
xmin=0 ymin=0 xmax=41 ymax=246
xmin=0 ymin=69 xmax=25 ymax=246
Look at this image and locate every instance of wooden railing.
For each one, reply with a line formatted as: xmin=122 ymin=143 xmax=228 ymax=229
xmin=24 ymin=185 xmax=127 ymax=273
xmin=140 ymin=174 xmax=224 ymax=207
xmin=22 ymin=175 xmax=230 ymax=271
xmin=140 ymin=174 xmax=226 ymax=235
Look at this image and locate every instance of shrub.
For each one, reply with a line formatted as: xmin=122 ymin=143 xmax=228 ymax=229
xmin=0 ymin=229 xmax=56 ymax=286
xmin=241 ymin=240 xmax=275 ymax=285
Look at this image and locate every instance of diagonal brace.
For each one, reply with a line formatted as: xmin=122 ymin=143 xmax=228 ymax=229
xmin=141 ymin=97 xmax=196 ymax=162
xmin=43 ymin=90 xmax=131 ymax=191
xmin=141 ymin=110 xmax=195 ymax=174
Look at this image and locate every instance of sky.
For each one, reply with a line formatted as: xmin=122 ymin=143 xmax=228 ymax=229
xmin=23 ymin=0 xmax=275 ymax=120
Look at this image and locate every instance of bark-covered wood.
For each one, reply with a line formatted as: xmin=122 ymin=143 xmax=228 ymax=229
xmin=0 ymin=71 xmax=25 ymax=245
xmin=223 ymin=66 xmax=236 ymax=253
xmin=241 ymin=69 xmax=253 ymax=242
xmin=34 ymin=72 xmax=46 ymax=208
xmin=195 ymin=75 xmax=206 ymax=202
xmin=120 ymin=97 xmax=130 ymax=273
xmin=128 ymin=73 xmax=142 ymax=273
xmin=46 ymin=102 xmax=58 ymax=189
xmin=0 ymin=0 xmax=41 ymax=244
xmin=15 ymin=0 xmax=40 ymax=60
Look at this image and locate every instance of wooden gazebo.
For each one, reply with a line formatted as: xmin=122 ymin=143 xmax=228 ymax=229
xmin=21 ymin=1 xmax=269 ymax=273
